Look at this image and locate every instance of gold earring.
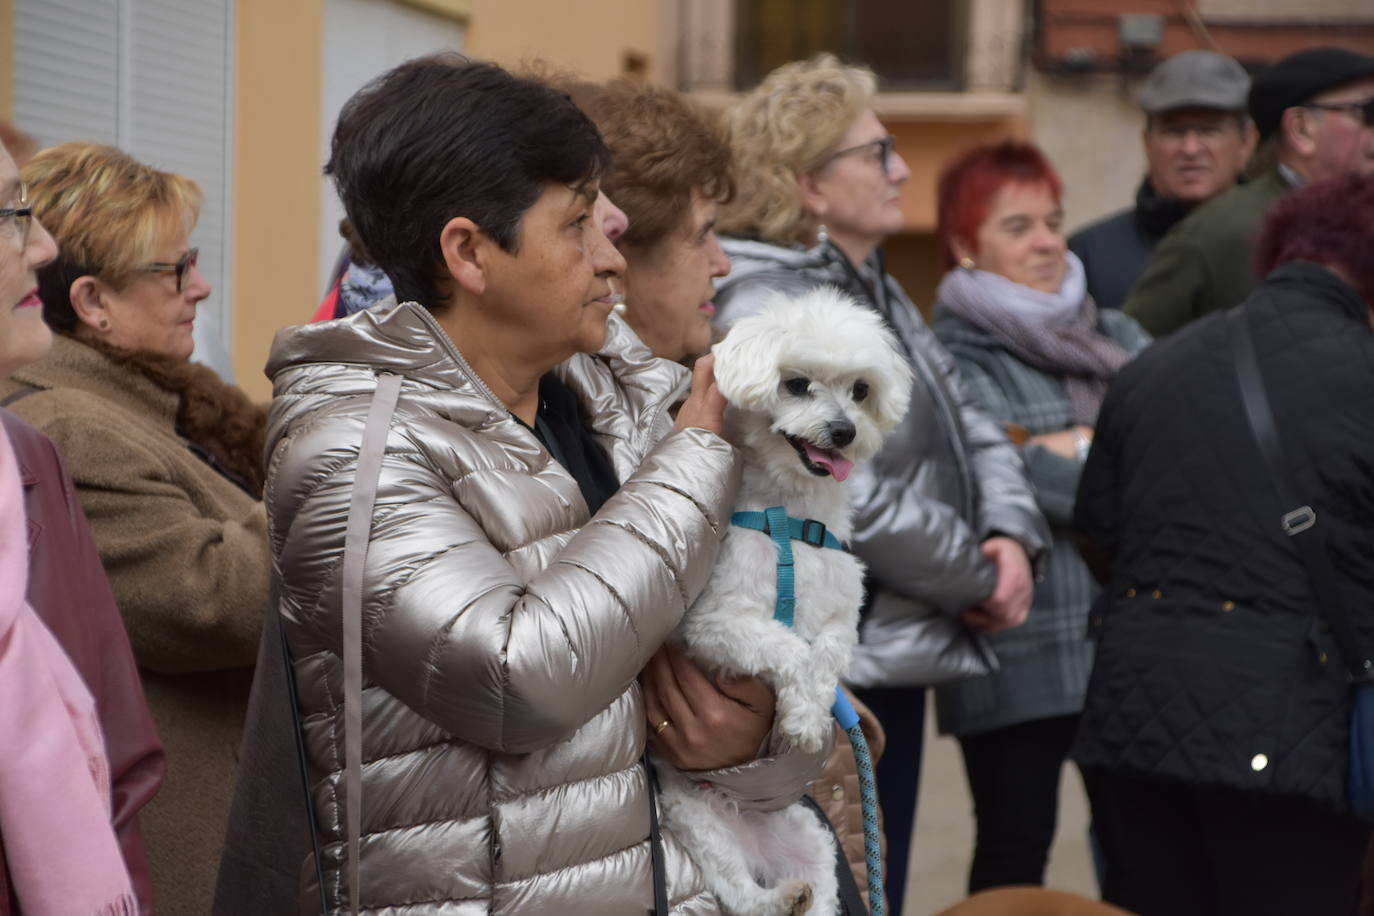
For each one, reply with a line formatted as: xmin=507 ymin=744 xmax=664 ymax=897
xmin=959 ymin=257 xmax=976 ymax=271
xmin=98 ymin=318 xmax=111 ymax=331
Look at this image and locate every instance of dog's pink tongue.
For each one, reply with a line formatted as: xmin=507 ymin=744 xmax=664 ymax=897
xmin=803 ymin=443 xmax=854 ymax=482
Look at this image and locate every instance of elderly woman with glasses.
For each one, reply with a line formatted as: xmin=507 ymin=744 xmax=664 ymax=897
xmin=0 ymin=141 xmax=269 ymax=914
xmin=712 ymin=54 xmax=1048 ymax=913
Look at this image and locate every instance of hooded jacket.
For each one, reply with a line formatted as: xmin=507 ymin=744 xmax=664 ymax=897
xmin=259 ymin=300 xmax=827 ymax=914
xmin=714 ymin=238 xmax=1048 ymax=688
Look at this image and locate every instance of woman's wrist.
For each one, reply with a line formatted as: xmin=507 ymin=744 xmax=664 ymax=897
xmin=1073 ymin=429 xmax=1091 ymax=463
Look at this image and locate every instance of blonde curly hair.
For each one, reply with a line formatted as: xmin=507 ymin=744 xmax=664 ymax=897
xmin=717 ymin=54 xmax=876 ymax=246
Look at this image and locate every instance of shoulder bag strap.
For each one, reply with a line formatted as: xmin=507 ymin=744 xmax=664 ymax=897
xmin=277 ymin=594 xmax=330 ymax=915
xmin=1225 ymin=308 xmax=1373 ymax=682
xmin=342 ymin=372 xmax=404 ymax=913
xmin=643 ymin=754 xmax=669 ymax=916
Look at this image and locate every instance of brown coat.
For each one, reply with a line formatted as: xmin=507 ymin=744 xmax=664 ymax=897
xmin=0 ymin=335 xmax=269 ymax=916
xmin=808 ymin=687 xmax=887 ymax=910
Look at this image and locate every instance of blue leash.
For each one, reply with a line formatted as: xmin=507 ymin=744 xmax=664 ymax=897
xmin=730 ymin=508 xmax=886 ymax=916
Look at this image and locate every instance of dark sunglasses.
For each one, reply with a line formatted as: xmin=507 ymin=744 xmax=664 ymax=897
xmin=143 ymin=247 xmax=200 ymax=293
xmin=1305 ymin=97 xmax=1374 ymax=128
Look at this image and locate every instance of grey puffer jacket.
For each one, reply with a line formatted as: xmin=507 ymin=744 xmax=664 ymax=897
xmin=262 ymin=300 xmax=826 ymax=914
xmin=714 ymin=239 xmax=1049 ymax=688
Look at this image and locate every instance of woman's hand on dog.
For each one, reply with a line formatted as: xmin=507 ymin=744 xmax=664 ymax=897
xmin=960 ymin=535 xmax=1034 ymax=632
xmin=641 ymin=644 xmax=776 ymax=771
xmin=673 ymin=354 xmax=727 ymax=437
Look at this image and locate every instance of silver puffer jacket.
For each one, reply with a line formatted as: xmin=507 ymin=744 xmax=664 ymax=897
xmin=715 ymin=239 xmax=1049 ymax=687
xmin=263 ymin=300 xmax=826 ymax=914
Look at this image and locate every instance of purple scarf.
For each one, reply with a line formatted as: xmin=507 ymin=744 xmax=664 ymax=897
xmin=936 ymin=252 xmax=1129 ymax=424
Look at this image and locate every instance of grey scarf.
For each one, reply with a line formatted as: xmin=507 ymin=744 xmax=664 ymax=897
xmin=936 ymin=252 xmax=1129 ymax=425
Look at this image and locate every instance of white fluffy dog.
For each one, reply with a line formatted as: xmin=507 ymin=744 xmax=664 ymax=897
xmin=657 ymin=287 xmax=913 ymax=916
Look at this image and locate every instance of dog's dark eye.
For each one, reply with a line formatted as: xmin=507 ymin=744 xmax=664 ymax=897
xmin=784 ymin=377 xmax=811 ymax=396
xmin=852 ymin=380 xmax=870 ymax=403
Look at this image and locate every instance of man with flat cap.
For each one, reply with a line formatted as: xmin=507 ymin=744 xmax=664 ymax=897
xmin=1071 ymin=50 xmax=1255 ymax=312
xmin=1123 ymin=46 xmax=1374 ymax=336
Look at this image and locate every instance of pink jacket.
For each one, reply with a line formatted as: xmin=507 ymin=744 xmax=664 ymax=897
xmin=0 ymin=413 xmax=150 ymax=915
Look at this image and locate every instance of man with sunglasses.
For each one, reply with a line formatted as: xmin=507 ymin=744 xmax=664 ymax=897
xmin=1124 ymin=46 xmax=1374 ymax=337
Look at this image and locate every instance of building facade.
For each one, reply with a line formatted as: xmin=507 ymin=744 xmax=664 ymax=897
xmin=2 ymin=0 xmax=1372 ymax=397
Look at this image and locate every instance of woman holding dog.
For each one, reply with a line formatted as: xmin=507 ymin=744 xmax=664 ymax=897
xmin=573 ymin=75 xmax=889 ymax=914
xmin=930 ymin=140 xmax=1150 ymax=893
xmin=713 ymin=54 xmax=1049 ymax=913
xmin=227 ymin=56 xmax=828 ymax=914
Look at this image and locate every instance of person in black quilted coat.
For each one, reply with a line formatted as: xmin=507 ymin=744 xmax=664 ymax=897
xmin=1072 ymin=172 xmax=1374 ymax=916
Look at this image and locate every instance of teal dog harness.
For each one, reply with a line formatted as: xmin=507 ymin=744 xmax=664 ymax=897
xmin=729 ymin=507 xmax=886 ymax=916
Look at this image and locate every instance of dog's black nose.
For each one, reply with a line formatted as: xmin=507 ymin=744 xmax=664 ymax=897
xmin=828 ymin=420 xmax=856 ymax=448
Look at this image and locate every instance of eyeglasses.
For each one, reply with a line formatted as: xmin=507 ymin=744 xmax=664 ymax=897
xmin=0 ymin=183 xmax=33 ymax=247
xmin=1304 ymin=97 xmax=1374 ymax=128
xmin=143 ymin=247 xmax=199 ymax=292
xmin=817 ymin=135 xmax=897 ymax=173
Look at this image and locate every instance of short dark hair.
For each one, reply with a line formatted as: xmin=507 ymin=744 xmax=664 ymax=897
xmin=1255 ymin=173 xmax=1374 ymax=305
xmin=326 ymin=55 xmax=611 ymax=308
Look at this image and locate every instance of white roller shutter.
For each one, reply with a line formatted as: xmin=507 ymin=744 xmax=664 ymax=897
xmin=318 ymin=0 xmax=465 ymax=293
xmin=11 ymin=0 xmax=236 ymax=378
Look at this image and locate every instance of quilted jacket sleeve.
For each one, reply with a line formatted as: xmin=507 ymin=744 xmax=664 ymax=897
xmin=848 ymin=458 xmax=998 ymax=613
xmin=277 ymin=418 xmax=741 ymax=755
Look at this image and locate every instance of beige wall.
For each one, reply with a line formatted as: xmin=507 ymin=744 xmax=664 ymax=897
xmin=231 ymin=0 xmax=323 ymax=400
xmin=1029 ymin=69 xmax=1149 ymax=234
xmin=465 ymin=0 xmax=666 ymax=81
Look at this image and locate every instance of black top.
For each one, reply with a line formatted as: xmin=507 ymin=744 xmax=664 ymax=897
xmin=527 ymin=372 xmax=620 ymax=515
xmin=1072 ymin=261 xmax=1374 ymax=813
xmin=1069 ymin=179 xmax=1190 ymax=311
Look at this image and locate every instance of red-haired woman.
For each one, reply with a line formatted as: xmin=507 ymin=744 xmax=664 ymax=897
xmin=1073 ymin=174 xmax=1374 ymax=916
xmin=930 ymin=140 xmax=1151 ymax=892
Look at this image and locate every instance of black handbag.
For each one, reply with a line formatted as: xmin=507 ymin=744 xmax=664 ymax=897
xmin=1225 ymin=307 xmax=1374 ymax=822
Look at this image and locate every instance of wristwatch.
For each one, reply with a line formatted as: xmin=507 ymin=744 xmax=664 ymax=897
xmin=1074 ymin=429 xmax=1091 ymax=463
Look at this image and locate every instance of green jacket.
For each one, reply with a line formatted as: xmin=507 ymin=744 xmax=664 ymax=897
xmin=1122 ymin=167 xmax=1291 ymax=336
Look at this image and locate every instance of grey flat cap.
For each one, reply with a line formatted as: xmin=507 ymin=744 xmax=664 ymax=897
xmin=1139 ymin=50 xmax=1250 ymax=114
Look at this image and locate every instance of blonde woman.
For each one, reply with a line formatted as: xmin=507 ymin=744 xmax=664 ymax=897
xmin=2 ymin=142 xmax=268 ymax=914
xmin=713 ymin=55 xmax=1048 ymax=911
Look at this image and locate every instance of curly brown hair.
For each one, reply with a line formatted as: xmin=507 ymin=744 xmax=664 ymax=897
xmin=567 ymin=78 xmax=734 ymax=252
